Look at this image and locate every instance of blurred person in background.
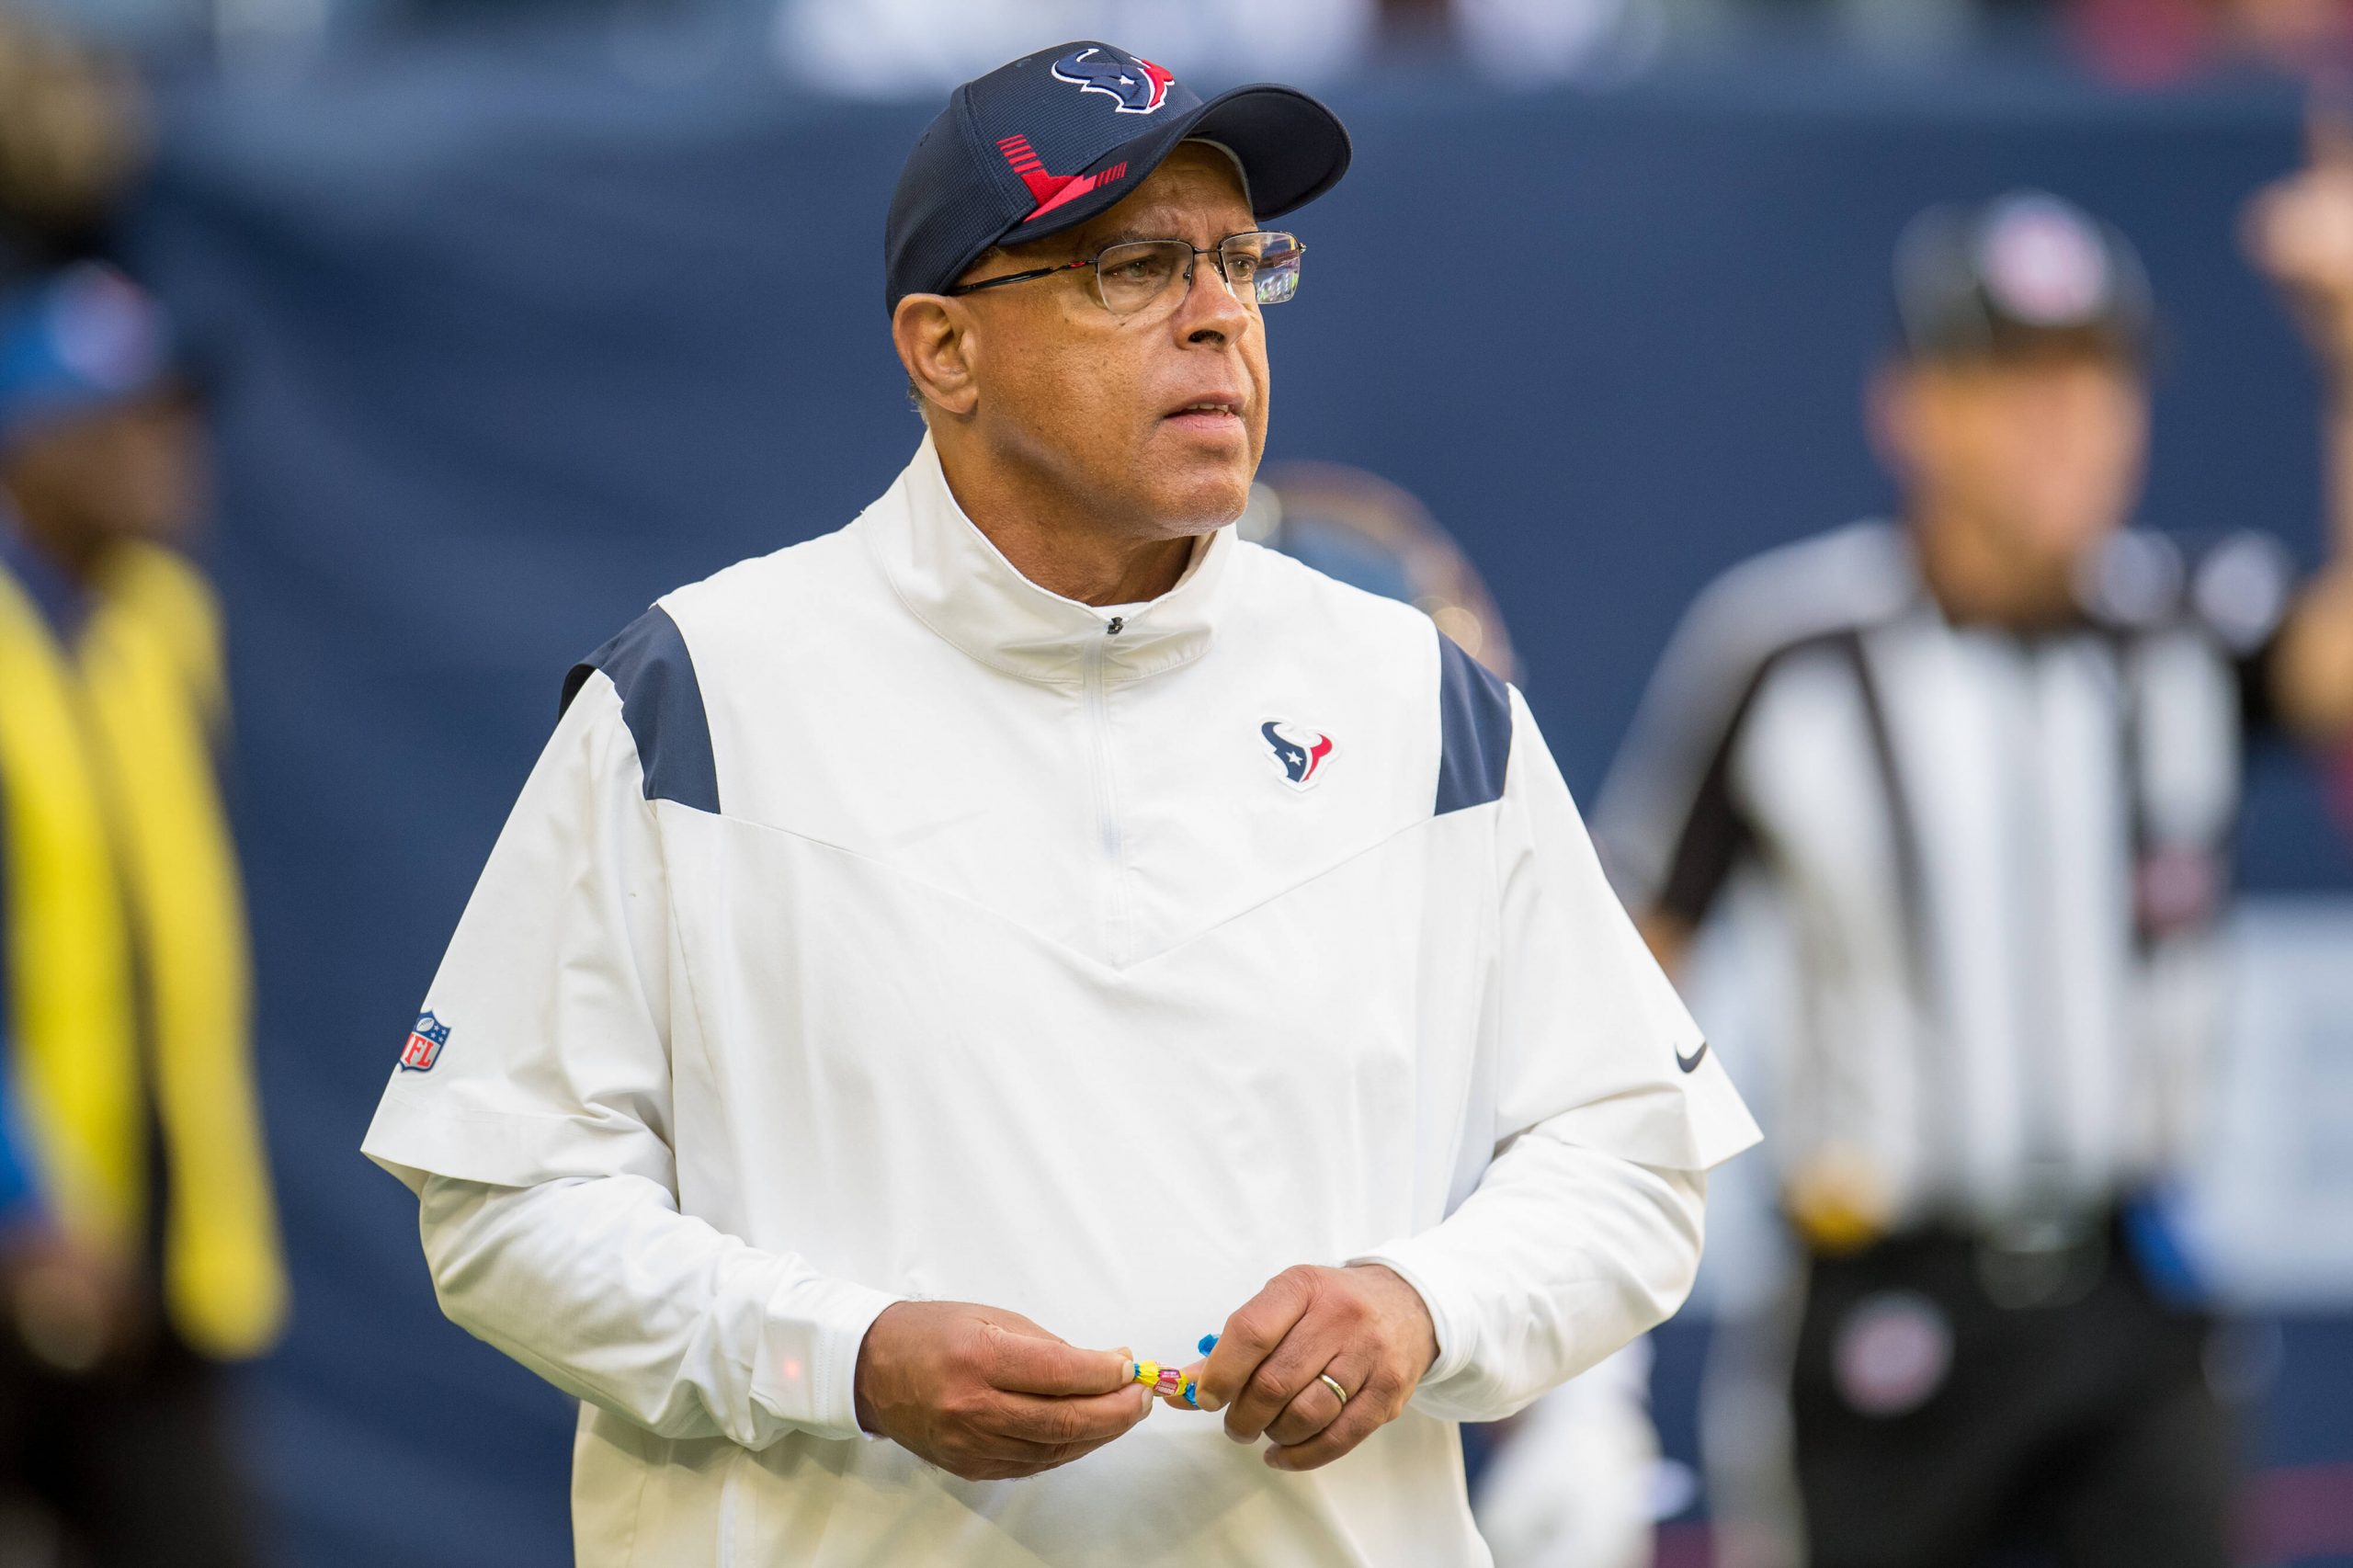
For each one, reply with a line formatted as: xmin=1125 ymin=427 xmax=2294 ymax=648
xmin=0 ymin=6 xmax=144 ymax=272
xmin=1596 ymin=164 xmax=2353 ymax=1568
xmin=0 ymin=259 xmax=285 ymax=1568
xmin=1470 ymin=1344 xmax=1661 ymax=1568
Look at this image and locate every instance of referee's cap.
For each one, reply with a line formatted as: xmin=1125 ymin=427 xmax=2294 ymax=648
xmin=1893 ymin=191 xmax=2154 ymax=363
xmin=883 ymin=42 xmax=1351 ymax=315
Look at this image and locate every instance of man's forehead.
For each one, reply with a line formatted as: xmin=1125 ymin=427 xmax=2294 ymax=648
xmin=1054 ymin=146 xmax=1252 ymax=255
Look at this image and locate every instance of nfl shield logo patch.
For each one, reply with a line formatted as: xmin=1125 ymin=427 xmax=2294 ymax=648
xmin=400 ymin=1011 xmax=450 ymax=1073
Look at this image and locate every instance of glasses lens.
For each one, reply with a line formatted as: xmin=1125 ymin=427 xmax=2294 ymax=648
xmin=1229 ymin=233 xmax=1302 ymax=306
xmin=1096 ymin=241 xmax=1190 ymax=316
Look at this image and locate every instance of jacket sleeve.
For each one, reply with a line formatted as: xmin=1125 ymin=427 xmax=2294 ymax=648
xmin=359 ymin=666 xmax=897 ymax=1443
xmin=416 ymin=1173 xmax=895 ymax=1444
xmin=1354 ymin=689 xmax=1760 ymax=1423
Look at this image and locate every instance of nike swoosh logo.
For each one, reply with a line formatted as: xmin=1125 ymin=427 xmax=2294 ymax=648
xmin=1676 ymin=1040 xmax=1710 ymax=1074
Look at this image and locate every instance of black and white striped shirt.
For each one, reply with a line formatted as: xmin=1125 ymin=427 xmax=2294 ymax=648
xmin=1597 ymin=520 xmax=2291 ymax=1228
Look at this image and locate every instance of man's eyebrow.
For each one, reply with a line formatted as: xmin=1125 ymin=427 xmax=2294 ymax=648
xmin=1063 ymin=201 xmax=1255 ymax=260
xmin=1077 ymin=224 xmax=1161 ymax=254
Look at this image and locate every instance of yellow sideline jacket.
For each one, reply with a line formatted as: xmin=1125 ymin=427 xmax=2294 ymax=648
xmin=0 ymin=537 xmax=286 ymax=1360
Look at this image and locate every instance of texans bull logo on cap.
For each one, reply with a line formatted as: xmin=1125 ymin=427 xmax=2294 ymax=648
xmin=1050 ymin=46 xmax=1175 ymax=115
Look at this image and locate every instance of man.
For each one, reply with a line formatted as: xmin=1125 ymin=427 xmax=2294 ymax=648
xmin=0 ymin=259 xmax=285 ymax=1566
xmin=362 ymin=40 xmax=1757 ymax=1567
xmin=1596 ymin=178 xmax=2353 ymax=1568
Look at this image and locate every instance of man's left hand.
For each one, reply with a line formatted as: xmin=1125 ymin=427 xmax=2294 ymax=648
xmin=2246 ymin=105 xmax=2353 ymax=371
xmin=1190 ymin=1263 xmax=1438 ymax=1472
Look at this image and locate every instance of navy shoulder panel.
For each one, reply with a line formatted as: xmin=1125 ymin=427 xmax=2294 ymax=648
xmin=1434 ymin=632 xmax=1513 ymax=816
xmin=560 ymin=605 xmax=721 ymax=814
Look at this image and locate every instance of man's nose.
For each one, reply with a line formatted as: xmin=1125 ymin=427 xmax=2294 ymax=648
xmin=1173 ymin=254 xmax=1252 ymax=345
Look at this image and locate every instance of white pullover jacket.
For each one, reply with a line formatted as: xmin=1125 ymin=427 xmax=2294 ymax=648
xmin=362 ymin=436 xmax=1759 ymax=1567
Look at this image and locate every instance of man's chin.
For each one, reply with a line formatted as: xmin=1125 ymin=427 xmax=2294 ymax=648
xmin=1158 ymin=492 xmax=1252 ymax=538
xmin=2031 ymin=522 xmax=2124 ymax=584
xmin=1132 ymin=470 xmax=1253 ymax=537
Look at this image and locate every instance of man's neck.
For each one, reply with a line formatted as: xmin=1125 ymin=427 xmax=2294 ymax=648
xmin=934 ymin=439 xmax=1197 ymax=608
xmin=1909 ymin=501 xmax=2079 ymax=631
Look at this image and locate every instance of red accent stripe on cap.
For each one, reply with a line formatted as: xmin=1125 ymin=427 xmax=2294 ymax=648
xmin=1021 ymin=161 xmax=1128 ymax=222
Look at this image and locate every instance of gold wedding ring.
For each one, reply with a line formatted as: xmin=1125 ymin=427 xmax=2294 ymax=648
xmin=1316 ymin=1371 xmax=1350 ymax=1405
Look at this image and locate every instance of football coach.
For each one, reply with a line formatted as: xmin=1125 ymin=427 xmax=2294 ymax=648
xmin=363 ymin=40 xmax=1757 ymax=1566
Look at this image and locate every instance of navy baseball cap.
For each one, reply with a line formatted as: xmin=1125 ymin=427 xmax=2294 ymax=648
xmin=1893 ymin=191 xmax=2154 ymax=363
xmin=884 ymin=41 xmax=1351 ymax=315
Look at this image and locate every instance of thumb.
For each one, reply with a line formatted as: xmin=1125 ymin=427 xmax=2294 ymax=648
xmin=1157 ymin=1357 xmax=1211 ymax=1408
xmin=983 ymin=1324 xmax=1134 ymax=1396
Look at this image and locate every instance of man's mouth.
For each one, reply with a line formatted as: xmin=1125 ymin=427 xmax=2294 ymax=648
xmin=1165 ymin=397 xmax=1245 ymax=427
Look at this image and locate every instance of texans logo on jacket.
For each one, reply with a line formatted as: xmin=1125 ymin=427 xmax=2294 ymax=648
xmin=1262 ymin=720 xmax=1335 ymax=790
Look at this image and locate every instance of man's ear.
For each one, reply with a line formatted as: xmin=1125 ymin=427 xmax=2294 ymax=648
xmin=892 ymin=294 xmax=981 ymax=420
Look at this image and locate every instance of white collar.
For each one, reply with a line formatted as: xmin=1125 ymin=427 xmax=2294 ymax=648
xmin=862 ymin=432 xmax=1233 ymax=687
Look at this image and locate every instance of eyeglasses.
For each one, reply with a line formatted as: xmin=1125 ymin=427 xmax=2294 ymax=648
xmin=945 ymin=231 xmax=1304 ymax=318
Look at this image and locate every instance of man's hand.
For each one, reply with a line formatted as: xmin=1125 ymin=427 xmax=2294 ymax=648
xmin=2246 ymin=100 xmax=2353 ymax=742
xmin=1191 ymin=1264 xmax=1438 ymax=1472
xmin=2246 ymin=105 xmax=2353 ymax=371
xmin=852 ymin=1300 xmax=1151 ymax=1482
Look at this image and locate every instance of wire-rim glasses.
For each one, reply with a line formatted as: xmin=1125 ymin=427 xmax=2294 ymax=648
xmin=945 ymin=231 xmax=1303 ymax=317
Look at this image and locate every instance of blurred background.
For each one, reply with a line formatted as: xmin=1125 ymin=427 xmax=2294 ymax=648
xmin=0 ymin=0 xmax=2347 ymax=1564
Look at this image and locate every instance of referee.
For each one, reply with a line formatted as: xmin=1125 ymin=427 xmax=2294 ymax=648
xmin=1597 ymin=182 xmax=2353 ymax=1568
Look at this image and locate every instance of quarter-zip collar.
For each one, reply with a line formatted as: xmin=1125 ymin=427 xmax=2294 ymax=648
xmin=865 ymin=432 xmax=1233 ymax=687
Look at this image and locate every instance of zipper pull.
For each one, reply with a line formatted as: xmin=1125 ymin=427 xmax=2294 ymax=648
xmin=1106 ymin=616 xmax=1124 ymax=636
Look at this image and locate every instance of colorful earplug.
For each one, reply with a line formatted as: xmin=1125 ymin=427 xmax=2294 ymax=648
xmin=1131 ymin=1335 xmax=1220 ymax=1407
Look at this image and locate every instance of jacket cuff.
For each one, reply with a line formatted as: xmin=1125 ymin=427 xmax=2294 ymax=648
xmin=757 ymin=1274 xmax=904 ymax=1441
xmin=1346 ymin=1241 xmax=1474 ymax=1387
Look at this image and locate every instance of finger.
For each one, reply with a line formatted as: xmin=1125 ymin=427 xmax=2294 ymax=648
xmin=983 ymin=1382 xmax=1153 ymax=1446
xmin=959 ymin=1428 xmax=1130 ymax=1482
xmin=1199 ymin=1267 xmax=1317 ymax=1414
xmin=943 ymin=1430 xmax=1094 ymax=1479
xmin=1262 ymin=1376 xmax=1343 ymax=1448
xmin=1262 ymin=1374 xmax=1404 ymax=1473
xmin=1264 ymin=1349 xmax=1373 ymax=1448
xmin=980 ymin=1323 xmax=1134 ymax=1397
xmin=947 ymin=1397 xmax=1149 ymax=1475
xmin=1223 ymin=1309 xmax=1347 ymax=1444
xmin=1152 ymin=1357 xmax=1210 ymax=1408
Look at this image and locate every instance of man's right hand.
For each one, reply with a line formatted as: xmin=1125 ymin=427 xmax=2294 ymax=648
xmin=852 ymin=1300 xmax=1151 ymax=1482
